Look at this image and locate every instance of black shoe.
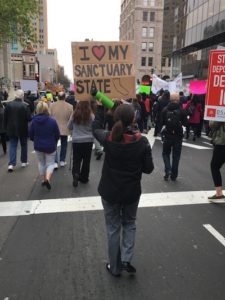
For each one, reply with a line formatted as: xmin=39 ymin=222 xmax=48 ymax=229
xmin=96 ymin=152 xmax=103 ymax=160
xmin=170 ymin=176 xmax=176 ymax=181
xmin=73 ymin=177 xmax=78 ymax=187
xmin=164 ymin=173 xmax=170 ymax=181
xmin=78 ymin=177 xmax=89 ymax=184
xmin=45 ymin=180 xmax=51 ymax=190
xmin=122 ymin=262 xmax=136 ymax=273
xmin=192 ymin=136 xmax=196 ymax=141
xmin=106 ymin=263 xmax=121 ymax=277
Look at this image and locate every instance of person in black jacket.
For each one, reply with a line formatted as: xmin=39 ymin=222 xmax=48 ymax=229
xmin=4 ymin=89 xmax=31 ymax=172
xmin=161 ymin=93 xmax=188 ymax=181
xmin=92 ymin=103 xmax=154 ymax=277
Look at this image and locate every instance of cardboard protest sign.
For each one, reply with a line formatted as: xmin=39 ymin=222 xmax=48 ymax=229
xmin=204 ymin=50 xmax=225 ymax=121
xmin=71 ymin=41 xmax=136 ymax=101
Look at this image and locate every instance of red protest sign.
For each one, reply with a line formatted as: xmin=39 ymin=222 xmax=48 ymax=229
xmin=204 ymin=50 xmax=225 ymax=121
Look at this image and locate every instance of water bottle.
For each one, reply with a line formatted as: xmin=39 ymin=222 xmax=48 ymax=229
xmin=90 ymin=88 xmax=114 ymax=109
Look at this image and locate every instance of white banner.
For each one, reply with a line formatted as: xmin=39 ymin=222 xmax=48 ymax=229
xmin=152 ymin=73 xmax=182 ymax=94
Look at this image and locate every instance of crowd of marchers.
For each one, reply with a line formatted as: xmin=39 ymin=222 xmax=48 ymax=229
xmin=0 ymin=87 xmax=225 ymax=277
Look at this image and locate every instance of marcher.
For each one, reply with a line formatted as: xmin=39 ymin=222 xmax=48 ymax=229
xmin=154 ymin=90 xmax=170 ymax=136
xmin=29 ymin=102 xmax=60 ymax=190
xmin=0 ymin=99 xmax=7 ymax=154
xmin=92 ymin=104 xmax=154 ymax=277
xmin=49 ymin=91 xmax=73 ymax=168
xmin=4 ymin=89 xmax=31 ymax=172
xmin=67 ymin=101 xmax=94 ymax=187
xmin=161 ymin=93 xmax=187 ymax=181
xmin=208 ymin=121 xmax=225 ymax=201
xmin=66 ymin=90 xmax=77 ymax=109
xmin=184 ymin=94 xmax=203 ymax=141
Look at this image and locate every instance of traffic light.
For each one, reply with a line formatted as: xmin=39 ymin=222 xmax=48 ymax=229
xmin=35 ymin=73 xmax=39 ymax=82
xmin=151 ymin=68 xmax=154 ymax=74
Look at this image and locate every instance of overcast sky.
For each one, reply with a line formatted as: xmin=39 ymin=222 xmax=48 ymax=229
xmin=47 ymin=0 xmax=121 ymax=80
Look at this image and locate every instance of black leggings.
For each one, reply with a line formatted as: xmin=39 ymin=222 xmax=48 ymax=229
xmin=0 ymin=133 xmax=7 ymax=153
xmin=210 ymin=145 xmax=225 ymax=187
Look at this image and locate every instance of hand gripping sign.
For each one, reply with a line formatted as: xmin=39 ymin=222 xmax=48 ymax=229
xmin=71 ymin=41 xmax=136 ymax=101
xmin=204 ymin=50 xmax=225 ymax=122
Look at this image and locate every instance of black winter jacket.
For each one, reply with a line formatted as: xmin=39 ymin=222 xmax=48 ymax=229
xmin=92 ymin=106 xmax=154 ymax=204
xmin=4 ymin=98 xmax=31 ymax=138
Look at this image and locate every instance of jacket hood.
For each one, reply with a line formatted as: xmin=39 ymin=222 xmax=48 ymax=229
xmin=106 ymin=133 xmax=142 ymax=160
xmin=32 ymin=114 xmax=50 ymax=124
xmin=167 ymin=102 xmax=180 ymax=111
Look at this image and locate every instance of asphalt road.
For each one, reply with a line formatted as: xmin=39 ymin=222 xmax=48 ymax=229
xmin=0 ymin=132 xmax=224 ymax=300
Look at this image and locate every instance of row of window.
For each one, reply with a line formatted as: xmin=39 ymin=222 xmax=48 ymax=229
xmin=141 ymin=42 xmax=154 ymax=51
xmin=142 ymin=27 xmax=155 ymax=38
xmin=143 ymin=11 xmax=155 ymax=22
xmin=141 ymin=57 xmax=153 ymax=67
xmin=143 ymin=0 xmax=155 ymax=7
xmin=186 ymin=0 xmax=225 ymax=30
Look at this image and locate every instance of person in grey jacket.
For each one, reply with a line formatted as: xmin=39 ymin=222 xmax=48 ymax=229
xmin=67 ymin=101 xmax=94 ymax=187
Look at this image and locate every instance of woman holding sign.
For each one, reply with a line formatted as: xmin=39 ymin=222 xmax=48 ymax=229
xmin=92 ymin=103 xmax=154 ymax=277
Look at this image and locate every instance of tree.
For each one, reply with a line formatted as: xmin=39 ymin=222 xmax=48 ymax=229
xmin=0 ymin=0 xmax=40 ymax=47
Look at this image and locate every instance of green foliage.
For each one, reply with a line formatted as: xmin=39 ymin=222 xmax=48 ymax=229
xmin=0 ymin=0 xmax=40 ymax=46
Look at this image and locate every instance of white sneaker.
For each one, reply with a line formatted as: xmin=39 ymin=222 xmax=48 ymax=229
xmin=54 ymin=163 xmax=58 ymax=170
xmin=8 ymin=165 xmax=14 ymax=172
xmin=60 ymin=161 xmax=67 ymax=167
xmin=21 ymin=162 xmax=29 ymax=167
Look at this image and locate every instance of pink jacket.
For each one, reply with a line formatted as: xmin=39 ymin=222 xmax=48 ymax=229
xmin=184 ymin=101 xmax=203 ymax=124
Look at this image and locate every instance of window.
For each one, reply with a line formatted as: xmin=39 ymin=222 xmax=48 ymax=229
xmin=150 ymin=0 xmax=155 ymax=7
xmin=141 ymin=57 xmax=146 ymax=66
xmin=148 ymin=42 xmax=154 ymax=51
xmin=29 ymin=65 xmax=35 ymax=77
xmin=148 ymin=57 xmax=153 ymax=66
xmin=142 ymin=42 xmax=147 ymax=51
xmin=161 ymin=57 xmax=166 ymax=67
xmin=149 ymin=27 xmax=154 ymax=37
xmin=150 ymin=12 xmax=155 ymax=21
xmin=143 ymin=0 xmax=147 ymax=6
xmin=142 ymin=27 xmax=147 ymax=37
xmin=143 ymin=11 xmax=148 ymax=21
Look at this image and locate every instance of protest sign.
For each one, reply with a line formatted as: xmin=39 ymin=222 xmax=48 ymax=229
xmin=71 ymin=41 xmax=136 ymax=100
xmin=204 ymin=50 xmax=225 ymax=121
xmin=20 ymin=80 xmax=38 ymax=92
xmin=189 ymin=80 xmax=207 ymax=94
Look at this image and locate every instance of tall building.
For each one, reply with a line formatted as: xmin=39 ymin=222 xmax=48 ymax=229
xmin=162 ymin=0 xmax=225 ymax=79
xmin=120 ymin=0 xmax=165 ymax=81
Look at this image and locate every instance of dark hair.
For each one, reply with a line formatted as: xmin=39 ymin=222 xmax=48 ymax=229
xmin=111 ymin=104 xmax=134 ymax=142
xmin=73 ymin=101 xmax=92 ymax=125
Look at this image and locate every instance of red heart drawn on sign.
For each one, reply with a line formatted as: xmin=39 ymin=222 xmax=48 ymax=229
xmin=92 ymin=46 xmax=106 ymax=61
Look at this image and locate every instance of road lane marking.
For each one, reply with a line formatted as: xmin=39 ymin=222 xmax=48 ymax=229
xmin=203 ymin=224 xmax=225 ymax=247
xmin=0 ymin=191 xmax=224 ymax=217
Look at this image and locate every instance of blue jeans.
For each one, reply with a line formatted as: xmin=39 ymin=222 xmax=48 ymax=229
xmin=162 ymin=138 xmax=182 ymax=179
xmin=55 ymin=135 xmax=68 ymax=162
xmin=9 ymin=136 xmax=28 ymax=166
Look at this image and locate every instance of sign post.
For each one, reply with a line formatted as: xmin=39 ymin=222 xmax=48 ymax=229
xmin=204 ymin=50 xmax=225 ymax=121
xmin=71 ymin=41 xmax=136 ymax=101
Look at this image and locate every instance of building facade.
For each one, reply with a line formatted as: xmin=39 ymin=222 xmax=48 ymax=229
xmin=162 ymin=0 xmax=225 ymax=79
xmin=120 ymin=0 xmax=166 ymax=81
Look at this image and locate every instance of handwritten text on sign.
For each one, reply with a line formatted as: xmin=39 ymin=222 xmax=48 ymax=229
xmin=71 ymin=41 xmax=135 ymax=101
xmin=204 ymin=50 xmax=225 ymax=122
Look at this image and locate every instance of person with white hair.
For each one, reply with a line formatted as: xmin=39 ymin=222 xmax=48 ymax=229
xmin=4 ymin=89 xmax=31 ymax=172
xmin=160 ymin=92 xmax=188 ymax=181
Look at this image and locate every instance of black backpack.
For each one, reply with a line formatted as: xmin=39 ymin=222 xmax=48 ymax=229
xmin=165 ymin=109 xmax=181 ymax=134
